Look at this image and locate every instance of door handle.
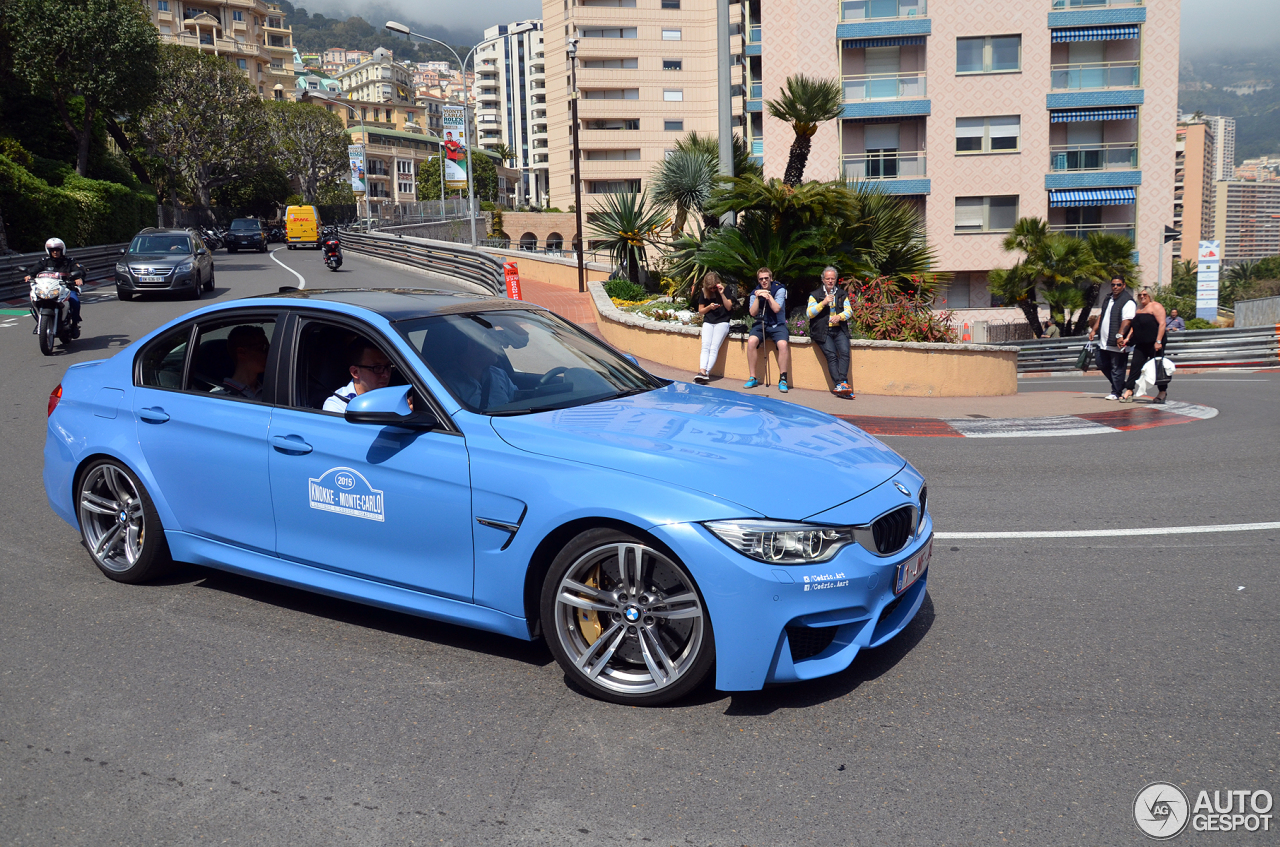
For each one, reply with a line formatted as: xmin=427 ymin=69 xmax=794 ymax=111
xmin=271 ymin=434 xmax=313 ymax=454
xmin=138 ymin=406 xmax=170 ymax=423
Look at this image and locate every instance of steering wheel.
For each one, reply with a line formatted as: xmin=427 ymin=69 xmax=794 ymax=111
xmin=538 ymin=366 xmax=569 ymax=386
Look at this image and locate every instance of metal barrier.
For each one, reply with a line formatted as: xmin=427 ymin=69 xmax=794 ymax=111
xmin=0 ymin=243 xmax=130 ymax=300
xmin=1010 ymin=325 xmax=1280 ymax=373
xmin=339 ymin=231 xmax=507 ymax=297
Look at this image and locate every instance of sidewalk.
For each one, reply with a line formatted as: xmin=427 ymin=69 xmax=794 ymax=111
xmin=516 ymin=279 xmax=1219 ymax=437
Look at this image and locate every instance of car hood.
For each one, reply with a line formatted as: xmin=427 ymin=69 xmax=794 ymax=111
xmin=127 ymin=254 xmax=190 ymax=266
xmin=489 ymin=383 xmax=906 ymax=520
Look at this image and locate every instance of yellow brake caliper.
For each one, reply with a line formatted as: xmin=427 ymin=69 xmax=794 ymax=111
xmin=578 ymin=564 xmax=602 ymax=645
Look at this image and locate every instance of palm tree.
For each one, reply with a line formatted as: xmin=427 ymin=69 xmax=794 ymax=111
xmin=1171 ymin=259 xmax=1197 ymax=296
xmin=490 ymin=143 xmax=516 ymax=166
xmin=706 ymin=175 xmax=853 ymax=241
xmin=840 ymin=184 xmax=937 ymax=289
xmin=586 ymin=191 xmax=670 ymax=285
xmin=765 ymin=75 xmax=843 ymax=186
xmin=650 ymin=150 xmax=715 ymax=237
xmin=693 ymin=213 xmax=835 ymax=288
xmin=674 ymin=131 xmax=763 ymax=180
xmin=1077 ymin=231 xmax=1138 ymax=332
xmin=993 ymin=219 xmax=1110 ymax=335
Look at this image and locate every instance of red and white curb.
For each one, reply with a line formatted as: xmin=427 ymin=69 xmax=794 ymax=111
xmin=839 ymin=400 xmax=1218 ymax=438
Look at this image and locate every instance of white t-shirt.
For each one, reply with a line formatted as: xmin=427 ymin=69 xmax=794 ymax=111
xmin=323 ymin=380 xmax=358 ymax=413
xmin=1098 ymin=297 xmax=1137 ymax=352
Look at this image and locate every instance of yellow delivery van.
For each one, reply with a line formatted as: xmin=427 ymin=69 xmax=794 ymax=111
xmin=285 ymin=205 xmax=321 ymax=249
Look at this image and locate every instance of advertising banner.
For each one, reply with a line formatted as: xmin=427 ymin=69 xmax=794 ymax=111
xmin=1195 ymin=240 xmax=1220 ymax=321
xmin=504 ymin=262 xmax=522 ymax=300
xmin=348 ymin=144 xmax=366 ymax=196
xmin=441 ymin=105 xmax=468 ymax=190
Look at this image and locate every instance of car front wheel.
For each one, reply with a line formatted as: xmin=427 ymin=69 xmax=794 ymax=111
xmin=76 ymin=459 xmax=172 ymax=583
xmin=541 ymin=529 xmax=714 ymax=706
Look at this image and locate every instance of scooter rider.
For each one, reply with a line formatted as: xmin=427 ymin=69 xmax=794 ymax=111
xmin=25 ymin=238 xmax=85 ymax=328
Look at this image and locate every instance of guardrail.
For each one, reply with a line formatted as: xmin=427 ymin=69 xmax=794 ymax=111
xmin=1009 ymin=325 xmax=1280 ymax=373
xmin=0 ymin=243 xmax=130 ymax=301
xmin=338 ymin=231 xmax=507 ymax=297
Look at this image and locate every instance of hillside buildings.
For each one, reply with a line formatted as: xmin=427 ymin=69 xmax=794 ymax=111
xmin=1213 ymin=181 xmax=1280 ymax=264
xmin=473 ymin=22 xmax=550 ymax=208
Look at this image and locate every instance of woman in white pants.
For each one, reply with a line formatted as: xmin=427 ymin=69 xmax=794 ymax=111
xmin=694 ymin=271 xmax=734 ymax=383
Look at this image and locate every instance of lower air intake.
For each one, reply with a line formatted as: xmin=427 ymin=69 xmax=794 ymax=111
xmin=786 ymin=625 xmax=838 ymax=662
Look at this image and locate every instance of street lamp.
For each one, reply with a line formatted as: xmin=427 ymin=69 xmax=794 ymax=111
xmin=567 ymin=37 xmax=585 ymax=293
xmin=386 ymin=20 xmax=483 ymax=246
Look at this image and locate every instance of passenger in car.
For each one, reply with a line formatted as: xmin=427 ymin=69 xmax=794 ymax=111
xmin=447 ymin=334 xmax=517 ymax=411
xmin=323 ymin=338 xmax=394 ymax=413
xmin=221 ymin=325 xmax=270 ymax=400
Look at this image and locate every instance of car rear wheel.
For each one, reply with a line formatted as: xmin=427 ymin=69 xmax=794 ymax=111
xmin=541 ymin=529 xmax=714 ymax=706
xmin=76 ymin=459 xmax=172 ymax=583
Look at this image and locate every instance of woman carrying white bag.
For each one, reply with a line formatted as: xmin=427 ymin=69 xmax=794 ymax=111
xmin=1120 ymin=288 xmax=1173 ymax=404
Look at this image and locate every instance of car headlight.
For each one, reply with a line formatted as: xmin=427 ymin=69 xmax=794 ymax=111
xmin=115 ymin=263 xmax=128 ymax=275
xmin=175 ymin=261 xmax=193 ymax=273
xmin=704 ymin=520 xmax=858 ymax=565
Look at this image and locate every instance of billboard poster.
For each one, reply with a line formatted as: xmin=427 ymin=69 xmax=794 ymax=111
xmin=348 ymin=143 xmax=366 ymax=195
xmin=1195 ymin=240 xmax=1220 ymax=321
xmin=441 ymin=104 xmax=468 ymax=190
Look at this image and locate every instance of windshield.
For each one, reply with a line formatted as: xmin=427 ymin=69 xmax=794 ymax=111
xmin=230 ymin=219 xmax=261 ymax=230
xmin=129 ymin=235 xmax=193 ymax=254
xmin=396 ymin=309 xmax=660 ymax=415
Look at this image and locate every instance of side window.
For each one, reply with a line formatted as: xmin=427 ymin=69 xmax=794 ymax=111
xmin=138 ymin=325 xmax=191 ymax=390
xmin=189 ymin=318 xmax=276 ymax=401
xmin=292 ymin=321 xmax=412 ymax=414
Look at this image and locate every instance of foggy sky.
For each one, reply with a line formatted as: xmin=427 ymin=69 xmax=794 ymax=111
xmin=1181 ymin=0 xmax=1280 ymax=55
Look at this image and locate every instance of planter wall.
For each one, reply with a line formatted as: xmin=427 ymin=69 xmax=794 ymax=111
xmin=588 ymin=282 xmax=1020 ymax=397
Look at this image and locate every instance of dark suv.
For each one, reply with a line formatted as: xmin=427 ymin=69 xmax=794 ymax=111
xmin=226 ymin=218 xmax=268 ymax=253
xmin=115 ymin=228 xmax=215 ymax=301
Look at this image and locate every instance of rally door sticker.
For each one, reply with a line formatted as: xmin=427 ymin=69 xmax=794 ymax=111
xmin=308 ymin=467 xmax=385 ymax=522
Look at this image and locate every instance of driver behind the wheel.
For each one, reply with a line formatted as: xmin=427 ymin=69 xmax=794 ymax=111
xmin=448 ymin=334 xmax=517 ymax=411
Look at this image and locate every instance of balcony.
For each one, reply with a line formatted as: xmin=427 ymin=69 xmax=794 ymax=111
xmin=1049 ymin=142 xmax=1137 ymax=172
xmin=1051 ymin=61 xmax=1140 ymax=90
xmin=1050 ymin=222 xmax=1134 ymax=242
xmin=840 ymin=0 xmax=926 ymax=21
xmin=841 ymin=151 xmax=929 ymax=194
xmin=843 ymin=71 xmax=925 ymax=101
xmin=1048 ymin=0 xmax=1146 ymax=29
xmin=1053 ymin=0 xmax=1144 ymax=7
xmin=748 ymin=25 xmax=761 ymax=43
xmin=750 ymin=138 xmax=763 ymax=156
xmin=749 ymin=81 xmax=762 ymax=99
xmin=837 ymin=0 xmax=930 ymax=39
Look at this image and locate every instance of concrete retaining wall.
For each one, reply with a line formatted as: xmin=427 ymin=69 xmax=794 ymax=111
xmin=481 ymin=248 xmax=612 ymax=290
xmin=587 ymin=282 xmax=1020 ymax=397
xmin=1235 ymin=295 xmax=1280 ymax=328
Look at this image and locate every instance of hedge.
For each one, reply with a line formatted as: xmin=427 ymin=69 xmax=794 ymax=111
xmin=0 ymin=154 xmax=156 ymax=252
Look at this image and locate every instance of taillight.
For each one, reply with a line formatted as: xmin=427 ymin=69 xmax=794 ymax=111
xmin=48 ymin=384 xmax=62 ymax=417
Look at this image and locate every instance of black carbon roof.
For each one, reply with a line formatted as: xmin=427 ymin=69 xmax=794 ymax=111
xmin=253 ymin=287 xmax=545 ymax=321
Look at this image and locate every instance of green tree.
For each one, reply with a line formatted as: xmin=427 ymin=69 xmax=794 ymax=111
xmin=650 ymin=150 xmax=715 ymax=237
xmin=133 ymin=44 xmax=273 ymax=216
xmin=489 ymin=143 xmax=516 ymax=166
xmin=417 ymin=150 xmax=499 ymax=203
xmin=267 ymin=101 xmax=348 ymax=204
xmin=673 ymin=131 xmax=763 ymax=180
xmin=212 ymin=163 xmax=291 ymax=220
xmin=765 ymin=75 xmax=843 ymax=186
xmin=1077 ymin=231 xmax=1138 ymax=331
xmin=1171 ymin=259 xmax=1197 ymax=296
xmin=4 ymin=0 xmax=159 ymax=177
xmin=586 ymin=191 xmax=670 ymax=285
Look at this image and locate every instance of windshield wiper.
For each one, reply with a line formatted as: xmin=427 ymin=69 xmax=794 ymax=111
xmin=487 ymin=404 xmax=573 ymax=416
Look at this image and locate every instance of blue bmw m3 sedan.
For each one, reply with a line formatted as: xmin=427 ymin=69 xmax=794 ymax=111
xmin=43 ymin=288 xmax=932 ymax=705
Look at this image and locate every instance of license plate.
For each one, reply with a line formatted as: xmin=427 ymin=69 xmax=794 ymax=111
xmin=139 ymin=275 xmax=164 ymax=283
xmin=894 ymin=538 xmax=931 ymax=595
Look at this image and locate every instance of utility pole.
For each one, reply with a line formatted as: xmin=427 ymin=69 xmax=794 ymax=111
xmin=568 ymin=38 xmax=585 ymax=293
xmin=716 ymin=0 xmax=734 ymax=226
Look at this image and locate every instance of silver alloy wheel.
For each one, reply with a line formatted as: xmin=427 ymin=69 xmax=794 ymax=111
xmin=78 ymin=464 xmax=147 ymax=573
xmin=553 ymin=542 xmax=705 ymax=696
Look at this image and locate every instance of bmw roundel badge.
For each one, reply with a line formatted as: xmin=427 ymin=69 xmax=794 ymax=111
xmin=893 ymin=481 xmax=911 ymax=496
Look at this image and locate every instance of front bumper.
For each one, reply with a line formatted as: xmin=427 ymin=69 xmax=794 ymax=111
xmin=648 ymin=513 xmax=933 ymax=692
xmin=230 ymin=235 xmax=265 ymax=249
xmin=116 ymin=268 xmax=199 ymax=291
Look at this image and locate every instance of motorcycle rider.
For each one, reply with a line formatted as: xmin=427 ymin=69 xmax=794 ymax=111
xmin=25 ymin=238 xmax=84 ymax=330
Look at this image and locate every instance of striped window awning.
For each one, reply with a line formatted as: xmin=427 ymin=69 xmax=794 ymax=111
xmin=842 ymin=36 xmax=927 ymax=49
xmin=1049 ymin=188 xmax=1136 ymax=208
xmin=1051 ymin=25 xmax=1140 ymax=42
xmin=1050 ymin=107 xmax=1139 ymax=123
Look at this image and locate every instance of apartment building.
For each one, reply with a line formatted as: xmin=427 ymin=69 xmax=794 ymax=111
xmin=542 ymin=0 xmax=744 ymax=211
xmin=1235 ymin=155 xmax=1280 ymax=183
xmin=1213 ymin=181 xmax=1280 ymax=265
xmin=1204 ymin=115 xmax=1236 ymax=181
xmin=473 ymin=22 xmax=550 ymax=208
xmin=336 ymin=48 xmax=415 ymax=104
xmin=1173 ymin=121 xmax=1214 ymax=261
xmin=143 ymin=0 xmax=297 ymax=97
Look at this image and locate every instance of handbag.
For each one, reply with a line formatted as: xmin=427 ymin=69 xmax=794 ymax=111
xmin=1075 ymin=341 xmax=1095 ymax=372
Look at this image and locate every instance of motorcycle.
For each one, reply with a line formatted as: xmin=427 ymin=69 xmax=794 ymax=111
xmin=201 ymin=227 xmax=222 ymax=251
xmin=25 ymin=269 xmax=77 ymax=356
xmin=322 ymin=232 xmax=343 ymax=271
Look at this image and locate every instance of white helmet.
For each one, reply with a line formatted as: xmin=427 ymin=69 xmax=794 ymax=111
xmin=45 ymin=237 xmax=66 ymax=257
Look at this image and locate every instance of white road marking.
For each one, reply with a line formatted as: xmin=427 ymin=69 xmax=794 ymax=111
xmin=270 ymin=247 xmax=306 ymax=289
xmin=936 ymin=521 xmax=1280 ymax=540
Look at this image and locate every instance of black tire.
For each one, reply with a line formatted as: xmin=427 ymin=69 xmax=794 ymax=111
xmin=540 ymin=528 xmax=714 ymax=706
xmin=187 ymin=278 xmax=202 ymax=300
xmin=287 ymin=244 xmax=295 ymax=250
xmin=75 ymin=458 xmax=173 ymax=583
xmin=228 ymin=246 xmax=237 ymax=254
xmin=204 ymin=268 xmax=214 ymax=292
xmin=37 ymin=312 xmax=55 ymax=355
xmin=117 ymin=287 xmax=134 ymax=302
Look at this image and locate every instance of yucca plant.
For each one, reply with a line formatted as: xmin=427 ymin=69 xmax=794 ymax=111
xmin=765 ymin=74 xmax=843 ymax=186
xmin=586 ymin=191 xmax=670 ymax=285
xmin=650 ymin=150 xmax=715 ymax=237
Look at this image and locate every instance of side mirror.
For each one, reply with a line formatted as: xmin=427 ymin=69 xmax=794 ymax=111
xmin=344 ymin=385 xmax=438 ymax=430
xmin=623 ymin=353 xmax=640 ymax=366
xmin=197 ymin=248 xmax=208 ymax=255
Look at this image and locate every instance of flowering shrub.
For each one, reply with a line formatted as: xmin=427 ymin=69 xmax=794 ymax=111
xmin=846 ymin=276 xmax=957 ymax=343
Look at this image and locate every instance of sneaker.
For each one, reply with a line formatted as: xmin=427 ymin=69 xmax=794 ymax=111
xmin=834 ymin=381 xmax=852 ymax=397
xmin=778 ymin=377 xmax=789 ymax=393
xmin=742 ymin=377 xmax=760 ymax=389
xmin=693 ymin=372 xmax=709 ymax=384
xmin=1104 ymin=394 xmax=1119 ymax=401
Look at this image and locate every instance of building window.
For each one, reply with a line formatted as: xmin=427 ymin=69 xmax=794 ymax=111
xmin=585 ymin=119 xmax=641 ymax=130
xmin=664 ymin=119 xmax=683 ymax=131
xmin=232 ymin=10 xmax=243 ymax=21
xmin=584 ymin=149 xmax=641 ymax=160
xmin=662 ymin=0 xmax=681 ymax=6
xmin=956 ymin=36 xmax=1021 ymax=74
xmin=399 ymin=181 xmax=415 ymax=194
xmin=955 ymin=116 xmax=1021 ymax=154
xmin=582 ymin=88 xmax=640 ymax=99
xmin=662 ymin=29 xmax=682 ymax=41
xmin=237 ymin=59 xmax=248 ymax=70
xmin=663 ymin=59 xmax=682 ymax=71
xmin=582 ymin=58 xmax=639 ymax=69
xmin=955 ymin=196 xmax=1019 ymax=233
xmin=663 ymin=89 xmax=683 ymax=101
xmin=156 ymin=0 xmax=169 ymax=10
xmin=589 ymin=179 xmax=642 ymax=193
xmin=581 ymin=27 xmax=638 ymax=38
